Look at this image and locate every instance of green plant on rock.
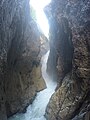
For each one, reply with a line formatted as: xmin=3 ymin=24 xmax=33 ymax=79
xmin=30 ymin=5 xmax=37 ymax=21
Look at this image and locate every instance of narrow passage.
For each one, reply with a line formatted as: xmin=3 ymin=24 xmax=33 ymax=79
xmin=8 ymin=51 xmax=57 ymax=120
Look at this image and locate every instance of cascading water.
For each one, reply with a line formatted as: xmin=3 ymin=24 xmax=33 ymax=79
xmin=8 ymin=0 xmax=57 ymax=119
xmin=8 ymin=51 xmax=57 ymax=120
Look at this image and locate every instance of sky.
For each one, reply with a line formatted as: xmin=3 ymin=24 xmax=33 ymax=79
xmin=30 ymin=0 xmax=51 ymax=38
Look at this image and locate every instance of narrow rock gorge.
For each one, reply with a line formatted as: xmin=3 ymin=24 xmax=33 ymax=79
xmin=0 ymin=0 xmax=90 ymax=120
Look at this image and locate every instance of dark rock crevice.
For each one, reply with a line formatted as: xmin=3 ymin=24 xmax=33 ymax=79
xmin=46 ymin=13 xmax=74 ymax=85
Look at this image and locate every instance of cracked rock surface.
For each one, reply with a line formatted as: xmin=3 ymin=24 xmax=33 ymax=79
xmin=45 ymin=0 xmax=90 ymax=120
xmin=0 ymin=0 xmax=46 ymax=119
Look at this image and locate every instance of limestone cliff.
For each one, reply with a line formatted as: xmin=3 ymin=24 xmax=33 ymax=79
xmin=45 ymin=0 xmax=90 ymax=120
xmin=0 ymin=0 xmax=45 ymax=119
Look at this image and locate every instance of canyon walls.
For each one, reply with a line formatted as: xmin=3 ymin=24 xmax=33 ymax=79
xmin=0 ymin=0 xmax=90 ymax=120
xmin=45 ymin=0 xmax=90 ymax=120
xmin=0 ymin=0 xmax=46 ymax=119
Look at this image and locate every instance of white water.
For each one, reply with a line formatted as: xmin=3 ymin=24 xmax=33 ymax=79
xmin=8 ymin=51 xmax=57 ymax=120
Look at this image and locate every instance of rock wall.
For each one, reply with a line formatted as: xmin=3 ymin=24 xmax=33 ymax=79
xmin=45 ymin=0 xmax=90 ymax=120
xmin=46 ymin=9 xmax=74 ymax=83
xmin=0 ymin=0 xmax=46 ymax=119
xmin=39 ymin=33 xmax=49 ymax=57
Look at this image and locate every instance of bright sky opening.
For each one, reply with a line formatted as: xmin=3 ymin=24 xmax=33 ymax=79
xmin=30 ymin=0 xmax=51 ymax=38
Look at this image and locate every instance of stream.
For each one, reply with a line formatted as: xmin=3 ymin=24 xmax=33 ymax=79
xmin=8 ymin=51 xmax=57 ymax=120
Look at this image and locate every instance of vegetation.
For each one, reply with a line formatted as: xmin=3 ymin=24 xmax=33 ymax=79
xmin=30 ymin=5 xmax=37 ymax=21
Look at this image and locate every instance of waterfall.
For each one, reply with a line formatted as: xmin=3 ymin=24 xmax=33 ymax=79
xmin=8 ymin=51 xmax=57 ymax=120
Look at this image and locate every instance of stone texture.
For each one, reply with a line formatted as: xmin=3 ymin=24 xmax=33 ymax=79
xmin=0 ymin=0 xmax=46 ymax=119
xmin=45 ymin=0 xmax=90 ymax=120
xmin=45 ymin=6 xmax=74 ymax=83
xmin=39 ymin=33 xmax=49 ymax=57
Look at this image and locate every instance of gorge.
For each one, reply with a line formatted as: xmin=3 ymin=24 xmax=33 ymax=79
xmin=0 ymin=0 xmax=90 ymax=120
xmin=8 ymin=51 xmax=57 ymax=120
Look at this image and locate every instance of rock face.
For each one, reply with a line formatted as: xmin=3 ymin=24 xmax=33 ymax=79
xmin=0 ymin=0 xmax=46 ymax=119
xmin=46 ymin=11 xmax=74 ymax=83
xmin=39 ymin=33 xmax=49 ymax=56
xmin=45 ymin=0 xmax=90 ymax=120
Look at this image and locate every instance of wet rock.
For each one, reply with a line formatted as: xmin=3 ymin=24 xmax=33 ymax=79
xmin=46 ymin=6 xmax=74 ymax=85
xmin=45 ymin=0 xmax=90 ymax=120
xmin=0 ymin=0 xmax=46 ymax=119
